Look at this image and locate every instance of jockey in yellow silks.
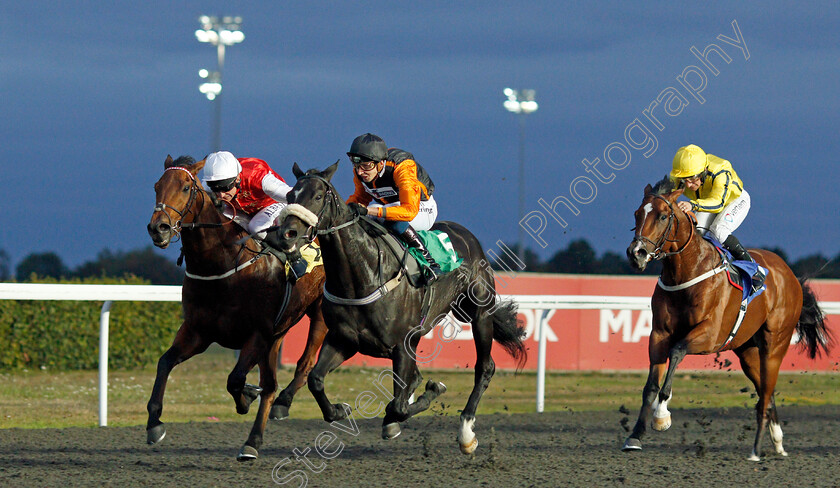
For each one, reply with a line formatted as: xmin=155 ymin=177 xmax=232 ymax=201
xmin=670 ymin=144 xmax=765 ymax=291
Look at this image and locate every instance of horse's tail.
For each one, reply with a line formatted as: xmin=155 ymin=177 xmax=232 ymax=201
xmin=796 ymin=278 xmax=833 ymax=359
xmin=491 ymin=299 xmax=528 ymax=370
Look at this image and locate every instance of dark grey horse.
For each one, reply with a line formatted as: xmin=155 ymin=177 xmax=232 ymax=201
xmin=273 ymin=162 xmax=527 ymax=454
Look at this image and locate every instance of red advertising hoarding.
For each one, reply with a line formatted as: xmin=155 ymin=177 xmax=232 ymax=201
xmin=280 ymin=274 xmax=840 ymax=372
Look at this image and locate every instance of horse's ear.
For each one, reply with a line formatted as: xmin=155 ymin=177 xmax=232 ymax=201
xmin=192 ymin=159 xmax=206 ymax=174
xmin=644 ymin=184 xmax=652 ymax=196
xmin=164 ymin=155 xmax=174 ymax=168
xmin=669 ymin=188 xmax=685 ymax=201
xmin=292 ymin=162 xmax=305 ymax=179
xmin=322 ymin=160 xmax=340 ymax=181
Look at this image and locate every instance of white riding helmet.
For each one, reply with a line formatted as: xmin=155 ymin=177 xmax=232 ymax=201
xmin=202 ymin=151 xmax=242 ymax=184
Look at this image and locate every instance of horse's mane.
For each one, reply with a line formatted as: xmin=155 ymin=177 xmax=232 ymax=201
xmin=649 ymin=174 xmax=679 ymax=195
xmin=172 ymin=155 xmax=196 ymax=168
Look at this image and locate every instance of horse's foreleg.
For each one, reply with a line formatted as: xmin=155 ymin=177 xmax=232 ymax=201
xmin=272 ymin=307 xmax=328 ymax=420
xmin=623 ymin=361 xmax=668 ymax=451
xmin=652 ymin=341 xmax=688 ymax=432
xmin=238 ymin=342 xmax=280 ymax=462
xmin=146 ymin=327 xmax=209 ymax=445
xmin=228 ymin=334 xmax=266 ymax=415
xmin=307 ymin=335 xmax=355 ymax=423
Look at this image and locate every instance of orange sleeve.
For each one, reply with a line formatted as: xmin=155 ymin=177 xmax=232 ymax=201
xmin=346 ymin=175 xmax=373 ymax=206
xmin=375 ymin=161 xmax=420 ymax=221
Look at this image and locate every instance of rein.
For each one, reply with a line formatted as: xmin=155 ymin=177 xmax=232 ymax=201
xmin=636 ymin=195 xmax=727 ymax=292
xmin=290 ymin=174 xmax=404 ymax=305
xmin=154 ymin=165 xmax=263 ymax=280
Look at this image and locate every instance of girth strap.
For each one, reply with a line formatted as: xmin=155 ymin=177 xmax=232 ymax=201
xmin=322 ymin=269 xmax=405 ymax=306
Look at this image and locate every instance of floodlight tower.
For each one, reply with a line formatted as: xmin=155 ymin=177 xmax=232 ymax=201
xmin=503 ymin=88 xmax=538 ymax=262
xmin=195 ymin=15 xmax=244 ymax=152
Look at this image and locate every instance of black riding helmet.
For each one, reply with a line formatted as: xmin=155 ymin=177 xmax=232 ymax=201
xmin=347 ymin=133 xmax=388 ymax=163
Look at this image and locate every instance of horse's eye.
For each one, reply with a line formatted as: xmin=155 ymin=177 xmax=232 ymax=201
xmin=315 ymin=194 xmax=323 ymax=201
xmin=659 ymin=215 xmax=668 ymax=221
xmin=183 ymin=185 xmax=190 ymax=192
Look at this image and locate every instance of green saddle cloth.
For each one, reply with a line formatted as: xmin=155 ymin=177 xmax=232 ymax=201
xmin=407 ymin=230 xmax=463 ymax=273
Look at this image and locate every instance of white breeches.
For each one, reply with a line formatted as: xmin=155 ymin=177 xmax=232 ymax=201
xmin=368 ymin=196 xmax=438 ymax=231
xmin=694 ymin=190 xmax=750 ymax=242
xmin=222 ymin=202 xmax=288 ymax=239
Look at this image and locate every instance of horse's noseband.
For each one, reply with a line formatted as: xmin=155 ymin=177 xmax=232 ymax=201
xmin=633 ymin=195 xmax=693 ymax=260
xmin=152 ymin=166 xmax=202 ymax=240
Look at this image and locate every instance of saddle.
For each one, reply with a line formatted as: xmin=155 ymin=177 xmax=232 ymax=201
xmin=359 ymin=217 xmax=463 ymax=288
xmin=703 ymin=235 xmax=767 ymax=305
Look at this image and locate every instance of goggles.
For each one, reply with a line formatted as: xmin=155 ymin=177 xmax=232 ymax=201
xmin=207 ymin=177 xmax=237 ymax=193
xmin=349 ymin=155 xmax=377 ymax=171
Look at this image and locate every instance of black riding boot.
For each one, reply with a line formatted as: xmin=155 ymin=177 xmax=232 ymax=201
xmin=401 ymin=226 xmax=442 ymax=285
xmin=723 ymin=235 xmax=765 ymax=292
xmin=264 ymin=231 xmax=308 ymax=282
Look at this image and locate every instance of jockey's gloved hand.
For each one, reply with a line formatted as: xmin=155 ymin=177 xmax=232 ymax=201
xmin=348 ymin=202 xmax=368 ymax=217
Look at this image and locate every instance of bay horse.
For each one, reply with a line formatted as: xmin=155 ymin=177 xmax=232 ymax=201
xmin=273 ymin=162 xmax=527 ymax=454
xmin=146 ymin=155 xmax=328 ymax=461
xmin=623 ymin=177 xmax=832 ymax=460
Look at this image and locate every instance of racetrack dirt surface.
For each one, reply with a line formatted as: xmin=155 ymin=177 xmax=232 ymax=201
xmin=2 ymin=405 xmax=839 ymax=487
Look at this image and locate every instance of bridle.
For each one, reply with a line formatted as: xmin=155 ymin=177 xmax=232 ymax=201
xmin=153 ymin=166 xmax=232 ymax=243
xmin=291 ymin=174 xmax=360 ymax=244
xmin=630 ymin=194 xmax=695 ymax=261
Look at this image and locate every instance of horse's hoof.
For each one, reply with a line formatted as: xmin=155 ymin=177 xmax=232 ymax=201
xmin=147 ymin=424 xmax=166 ymax=445
xmin=382 ymin=422 xmax=402 ymax=440
xmin=270 ymin=404 xmax=290 ymax=421
xmin=622 ymin=438 xmax=642 ymax=451
xmin=747 ymin=453 xmax=761 ymax=462
xmin=237 ymin=445 xmax=259 ymax=462
xmin=426 ymin=380 xmax=446 ymax=396
xmin=335 ymin=403 xmax=352 ymax=420
xmin=652 ymin=415 xmax=671 ymax=431
xmin=459 ymin=437 xmax=478 ymax=455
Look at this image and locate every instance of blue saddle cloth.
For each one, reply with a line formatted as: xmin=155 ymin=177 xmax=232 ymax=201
xmin=703 ymin=235 xmax=768 ymax=305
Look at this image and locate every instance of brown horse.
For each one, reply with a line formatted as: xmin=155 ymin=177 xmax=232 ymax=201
xmin=623 ymin=177 xmax=832 ymax=460
xmin=146 ymin=155 xmax=327 ymax=461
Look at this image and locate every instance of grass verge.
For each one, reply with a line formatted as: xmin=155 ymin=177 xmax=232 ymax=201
xmin=2 ymin=348 xmax=838 ymax=429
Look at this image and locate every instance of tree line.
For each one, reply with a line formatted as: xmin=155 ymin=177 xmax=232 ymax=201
xmin=1 ymin=240 xmax=839 ymax=285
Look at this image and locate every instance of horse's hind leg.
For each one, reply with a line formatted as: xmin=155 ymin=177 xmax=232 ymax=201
xmin=381 ymin=350 xmax=446 ymax=440
xmin=146 ymin=325 xmax=209 ymax=445
xmin=735 ymin=335 xmax=786 ymax=461
xmin=456 ymin=312 xmax=496 ymax=455
xmin=272 ymin=305 xmax=328 ymax=420
xmin=307 ymin=335 xmax=356 ymax=423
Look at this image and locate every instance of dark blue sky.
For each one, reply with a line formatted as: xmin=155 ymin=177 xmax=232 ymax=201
xmin=2 ymin=1 xmax=838 ymax=270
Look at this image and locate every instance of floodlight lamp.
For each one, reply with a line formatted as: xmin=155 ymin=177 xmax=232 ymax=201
xmin=504 ymin=100 xmax=522 ymax=113
xmin=520 ymin=101 xmax=538 ymax=113
xmin=199 ymin=69 xmax=209 ymax=78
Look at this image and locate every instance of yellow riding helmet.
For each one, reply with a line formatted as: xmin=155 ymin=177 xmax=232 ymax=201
xmin=670 ymin=144 xmax=707 ymax=179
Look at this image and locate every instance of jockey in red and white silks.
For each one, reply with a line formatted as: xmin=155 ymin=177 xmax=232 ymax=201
xmin=201 ymin=151 xmax=293 ymax=239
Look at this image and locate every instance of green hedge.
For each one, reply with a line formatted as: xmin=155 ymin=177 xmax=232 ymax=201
xmin=0 ymin=276 xmax=182 ymax=370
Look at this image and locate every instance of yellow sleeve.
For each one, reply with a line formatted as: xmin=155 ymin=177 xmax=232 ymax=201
xmin=691 ymin=171 xmax=732 ymax=213
xmin=376 ymin=161 xmax=420 ymax=221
